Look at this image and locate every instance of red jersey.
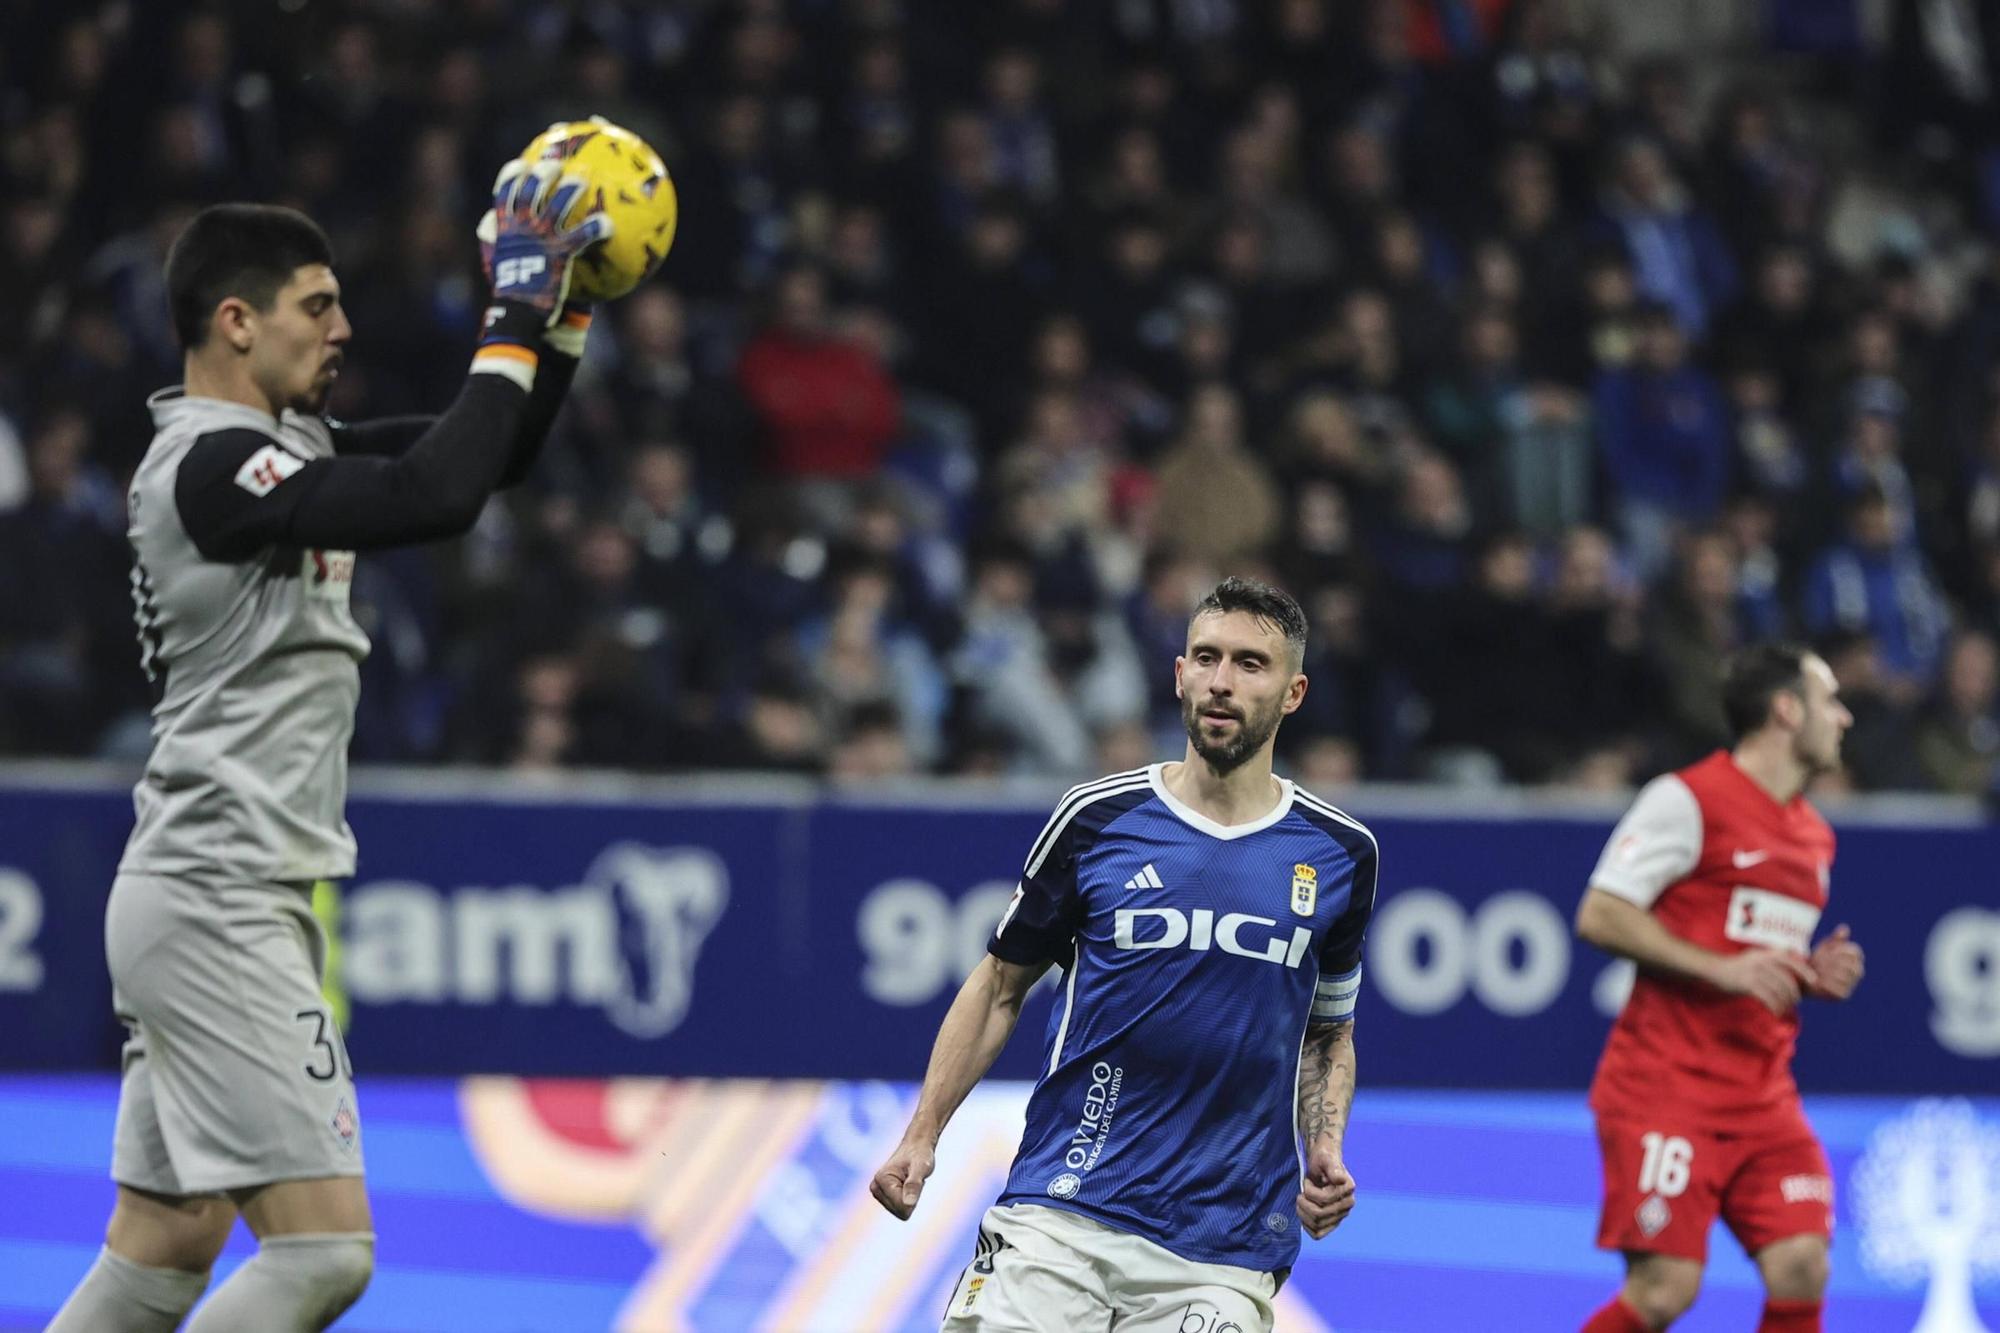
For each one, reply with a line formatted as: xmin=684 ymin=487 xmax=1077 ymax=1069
xmin=1586 ymin=751 xmax=1835 ymax=1129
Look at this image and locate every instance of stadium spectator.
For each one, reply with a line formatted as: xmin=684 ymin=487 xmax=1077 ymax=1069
xmin=1650 ymin=530 xmax=1751 ymax=761
xmin=1595 ymin=135 xmax=1739 ymax=339
xmin=1802 ymin=487 xmax=1950 ymax=698
xmin=1914 ymin=631 xmax=2000 ymax=795
xmin=595 ymin=286 xmax=754 ymax=500
xmin=1712 ymin=245 xmax=1822 ymax=414
xmin=1408 ymin=530 xmax=1566 ymax=783
xmin=736 ymin=263 xmax=902 ymax=519
xmin=1593 ymin=301 xmax=1732 ymax=579
xmin=950 ymin=542 xmax=1090 ymax=775
xmin=0 ymin=408 xmax=128 ymax=753
xmin=1150 ymin=384 xmax=1281 ymax=567
xmin=1371 ymin=451 xmax=1475 ymax=594
xmin=797 ymin=553 xmax=947 ymax=767
xmin=828 ymin=699 xmax=917 ymax=784
xmin=1815 ymin=630 xmax=1929 ymax=791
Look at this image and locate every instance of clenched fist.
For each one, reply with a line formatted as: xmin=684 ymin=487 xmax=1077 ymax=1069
xmin=871 ymin=1137 xmax=936 ymax=1220
xmin=1296 ymin=1143 xmax=1356 ymax=1240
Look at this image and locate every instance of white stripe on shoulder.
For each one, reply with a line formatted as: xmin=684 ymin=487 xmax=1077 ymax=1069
xmin=1024 ymin=770 xmax=1153 ymax=877
xmin=1294 ymin=789 xmax=1378 ymax=853
xmin=1022 ymin=768 xmax=1151 ymax=868
xmin=1022 ymin=767 xmax=1150 ymax=868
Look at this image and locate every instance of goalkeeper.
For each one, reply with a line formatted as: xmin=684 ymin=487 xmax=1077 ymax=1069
xmin=49 ymin=151 xmax=610 ymax=1333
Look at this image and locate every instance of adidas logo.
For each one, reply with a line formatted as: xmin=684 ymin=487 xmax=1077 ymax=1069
xmin=1123 ymin=863 xmax=1164 ymax=891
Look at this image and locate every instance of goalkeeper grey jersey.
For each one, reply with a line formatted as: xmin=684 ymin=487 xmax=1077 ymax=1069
xmin=120 ymin=389 xmax=371 ymax=882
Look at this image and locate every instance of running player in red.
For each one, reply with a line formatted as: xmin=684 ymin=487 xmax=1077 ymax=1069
xmin=1575 ymin=643 xmax=1867 ymax=1333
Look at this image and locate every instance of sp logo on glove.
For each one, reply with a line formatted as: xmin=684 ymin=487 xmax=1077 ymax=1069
xmin=481 ymin=150 xmax=615 ymax=327
xmin=494 ymin=256 xmax=549 ymax=291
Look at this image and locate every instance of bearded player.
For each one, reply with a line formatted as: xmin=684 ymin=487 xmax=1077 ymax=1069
xmin=871 ymin=577 xmax=1379 ymax=1332
xmin=48 ymin=158 xmax=610 ymax=1332
xmin=1576 ymin=643 xmax=1867 ymax=1333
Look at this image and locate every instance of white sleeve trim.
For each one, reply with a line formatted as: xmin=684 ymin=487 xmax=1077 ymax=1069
xmin=1312 ymin=965 xmax=1362 ymax=1021
xmin=994 ymin=883 xmax=1025 ymax=940
xmin=1588 ymin=774 xmax=1702 ymax=909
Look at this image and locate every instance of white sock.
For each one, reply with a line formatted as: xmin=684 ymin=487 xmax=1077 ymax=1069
xmin=46 ymin=1245 xmax=210 ymax=1333
xmin=183 ymin=1232 xmax=374 ymax=1333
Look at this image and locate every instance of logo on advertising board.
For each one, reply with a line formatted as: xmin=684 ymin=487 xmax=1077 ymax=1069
xmin=342 ymin=843 xmax=728 ymax=1038
xmin=1930 ymin=909 xmax=2000 ymax=1058
xmin=1853 ymin=1099 xmax=2000 ymax=1333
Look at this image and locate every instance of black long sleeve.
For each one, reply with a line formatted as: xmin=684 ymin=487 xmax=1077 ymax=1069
xmin=330 ymin=415 xmax=433 ymax=458
xmin=176 ymin=374 xmax=530 ymax=556
xmin=499 ymin=349 xmax=578 ymax=488
xmin=327 ymin=348 xmax=577 ymax=488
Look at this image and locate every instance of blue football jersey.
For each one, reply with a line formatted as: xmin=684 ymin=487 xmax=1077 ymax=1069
xmin=988 ymin=763 xmax=1379 ymax=1272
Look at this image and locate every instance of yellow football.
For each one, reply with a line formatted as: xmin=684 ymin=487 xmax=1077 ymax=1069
xmin=517 ymin=117 xmax=678 ymax=303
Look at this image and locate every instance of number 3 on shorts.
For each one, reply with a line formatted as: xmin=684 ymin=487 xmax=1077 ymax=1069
xmin=1637 ymin=1132 xmax=1692 ymax=1198
xmin=294 ymin=1008 xmax=353 ymax=1082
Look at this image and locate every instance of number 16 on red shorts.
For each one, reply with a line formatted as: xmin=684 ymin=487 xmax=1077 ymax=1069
xmin=1594 ymin=1113 xmax=1835 ymax=1261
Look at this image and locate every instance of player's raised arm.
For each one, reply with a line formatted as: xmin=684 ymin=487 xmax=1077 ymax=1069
xmin=175 ymin=158 xmax=609 ymax=556
xmin=871 ymin=953 xmax=1049 ymax=1220
xmin=315 ymin=310 xmax=587 ymax=484
xmin=319 ymin=305 xmax=587 ymax=483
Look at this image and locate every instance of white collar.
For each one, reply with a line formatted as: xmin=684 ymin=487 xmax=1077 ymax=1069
xmin=1147 ymin=761 xmax=1294 ymax=840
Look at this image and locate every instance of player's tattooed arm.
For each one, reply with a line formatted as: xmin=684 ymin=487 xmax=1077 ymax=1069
xmin=1299 ymin=1018 xmax=1355 ymax=1152
xmin=1296 ymin=1018 xmax=1359 ymax=1239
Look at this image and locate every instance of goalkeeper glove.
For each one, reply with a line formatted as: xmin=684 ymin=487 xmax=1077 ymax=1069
xmin=481 ymin=152 xmax=613 ymax=348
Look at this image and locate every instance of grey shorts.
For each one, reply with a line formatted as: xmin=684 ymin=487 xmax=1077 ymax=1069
xmin=106 ymin=872 xmax=364 ymax=1196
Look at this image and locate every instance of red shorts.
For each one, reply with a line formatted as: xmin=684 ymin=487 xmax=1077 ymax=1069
xmin=1594 ymin=1109 xmax=1833 ymax=1262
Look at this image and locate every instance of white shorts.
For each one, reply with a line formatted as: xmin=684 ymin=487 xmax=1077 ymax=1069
xmin=941 ymin=1203 xmax=1278 ymax=1333
xmin=107 ymin=872 xmax=364 ymax=1196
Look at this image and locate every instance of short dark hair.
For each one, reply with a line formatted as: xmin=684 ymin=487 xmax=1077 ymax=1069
xmin=1722 ymin=641 xmax=1812 ymax=740
xmin=1190 ymin=576 xmax=1308 ymax=667
xmin=165 ymin=204 xmax=334 ymax=350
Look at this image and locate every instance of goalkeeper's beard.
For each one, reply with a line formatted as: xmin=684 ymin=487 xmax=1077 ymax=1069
xmin=291 ymin=364 xmax=340 ymax=415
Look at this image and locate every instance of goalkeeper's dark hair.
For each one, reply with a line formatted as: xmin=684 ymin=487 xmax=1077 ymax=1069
xmin=1190 ymin=576 xmax=1309 ymax=670
xmin=1722 ymin=640 xmax=1813 ymax=741
xmin=166 ymin=204 xmax=335 ymax=350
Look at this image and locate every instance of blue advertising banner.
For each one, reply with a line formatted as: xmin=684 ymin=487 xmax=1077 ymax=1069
xmin=4 ymin=1074 xmax=1997 ymax=1332
xmin=1 ymin=769 xmax=1994 ymax=1091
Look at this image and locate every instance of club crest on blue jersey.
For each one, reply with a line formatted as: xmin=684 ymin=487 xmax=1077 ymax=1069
xmin=1291 ymin=863 xmax=1317 ymax=916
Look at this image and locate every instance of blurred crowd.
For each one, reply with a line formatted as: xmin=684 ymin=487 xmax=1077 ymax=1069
xmin=4 ymin=0 xmax=2000 ymax=797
